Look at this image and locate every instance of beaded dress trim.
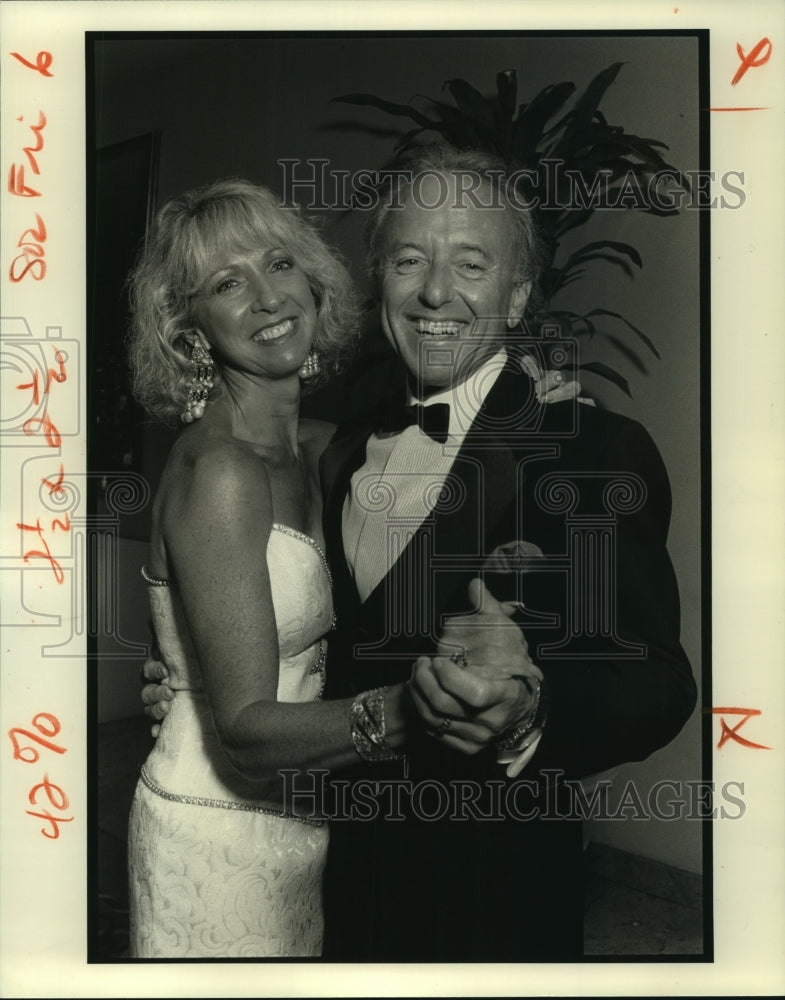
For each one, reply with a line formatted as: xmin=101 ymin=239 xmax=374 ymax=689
xmin=138 ymin=764 xmax=325 ymax=827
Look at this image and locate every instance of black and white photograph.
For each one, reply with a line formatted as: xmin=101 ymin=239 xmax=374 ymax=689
xmin=1 ymin=2 xmax=783 ymax=997
xmin=89 ymin=28 xmax=707 ymax=964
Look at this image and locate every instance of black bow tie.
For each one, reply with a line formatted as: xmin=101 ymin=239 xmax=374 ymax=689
xmin=378 ymin=402 xmax=450 ymax=443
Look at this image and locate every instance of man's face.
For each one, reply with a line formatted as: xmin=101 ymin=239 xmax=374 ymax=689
xmin=378 ymin=173 xmax=530 ymax=395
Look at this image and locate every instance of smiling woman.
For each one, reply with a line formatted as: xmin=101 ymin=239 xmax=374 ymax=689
xmin=121 ymin=178 xmax=415 ymax=958
xmin=127 ymin=178 xmax=360 ymax=426
xmin=191 ymin=247 xmax=318 ymax=384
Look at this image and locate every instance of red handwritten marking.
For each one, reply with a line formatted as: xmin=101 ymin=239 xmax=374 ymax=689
xmin=732 ymin=37 xmax=772 ymax=86
xmin=16 ymin=240 xmax=45 ymax=259
xmin=43 ymin=463 xmax=67 ymax=497
xmin=9 ymin=713 xmax=71 ymax=840
xmin=21 ymin=411 xmax=61 ymax=447
xmin=25 ymin=809 xmax=74 ymax=839
xmin=29 ymin=773 xmax=69 ymax=810
xmin=10 ymin=50 xmax=54 ymax=76
xmin=30 ymin=347 xmax=68 ymax=395
xmin=17 ymin=368 xmax=41 ymax=405
xmin=8 ymin=114 xmax=47 ymax=277
xmin=9 ymin=250 xmax=46 ymax=282
xmin=17 ymin=111 xmax=47 ymax=173
xmin=709 ymin=107 xmax=770 ymax=112
xmin=51 ymin=513 xmax=71 ymax=534
xmin=9 ymin=213 xmax=48 ymax=281
xmin=709 ymin=707 xmax=770 ymax=750
xmin=16 ymin=518 xmax=65 ymax=582
xmin=26 ymin=774 xmax=73 ymax=840
xmin=14 ymin=350 xmax=70 ymax=575
xmin=18 ymin=213 xmax=46 ymax=245
xmin=8 ymin=163 xmax=40 ymax=197
xmin=16 ymin=348 xmax=66 ymax=440
xmin=15 ymin=347 xmax=66 ymax=406
xmin=8 ymin=713 xmax=66 ymax=764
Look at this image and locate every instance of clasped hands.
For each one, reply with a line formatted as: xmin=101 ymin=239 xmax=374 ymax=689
xmin=409 ymin=577 xmax=542 ymax=755
xmin=140 ymin=577 xmax=540 ymax=755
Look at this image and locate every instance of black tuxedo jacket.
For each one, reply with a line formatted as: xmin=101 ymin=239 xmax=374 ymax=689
xmin=318 ymin=358 xmax=697 ymax=962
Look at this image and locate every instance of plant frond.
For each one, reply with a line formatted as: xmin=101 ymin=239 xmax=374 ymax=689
xmin=577 ymin=361 xmax=632 ymax=396
xmin=584 ymin=308 xmax=661 ymax=358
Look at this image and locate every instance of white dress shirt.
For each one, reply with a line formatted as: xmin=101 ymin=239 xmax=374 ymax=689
xmin=342 ymin=350 xmax=507 ymax=599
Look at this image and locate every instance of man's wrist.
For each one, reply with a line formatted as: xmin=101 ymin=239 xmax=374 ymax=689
xmin=495 ymin=677 xmax=548 ymax=752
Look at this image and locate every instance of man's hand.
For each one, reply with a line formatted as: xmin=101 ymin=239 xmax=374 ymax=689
xmin=141 ymin=656 xmax=174 ymax=738
xmin=409 ymin=578 xmax=542 ymax=754
xmin=519 ymin=356 xmax=582 ymax=404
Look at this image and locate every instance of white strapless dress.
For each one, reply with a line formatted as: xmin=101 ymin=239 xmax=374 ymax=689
xmin=127 ymin=524 xmax=334 ymax=958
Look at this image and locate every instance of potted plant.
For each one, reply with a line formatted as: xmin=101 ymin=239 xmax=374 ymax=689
xmin=332 ymin=63 xmax=688 ymax=397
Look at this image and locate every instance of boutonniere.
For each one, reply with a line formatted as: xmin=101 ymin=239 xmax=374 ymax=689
xmin=482 ymin=539 xmax=545 ymax=573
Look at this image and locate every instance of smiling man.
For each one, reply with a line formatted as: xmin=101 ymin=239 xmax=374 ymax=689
xmin=140 ymin=146 xmax=697 ymax=963
xmin=375 ymin=167 xmax=531 ymax=393
xmin=317 ymin=145 xmax=697 ymax=962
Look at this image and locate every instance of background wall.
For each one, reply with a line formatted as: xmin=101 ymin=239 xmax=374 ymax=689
xmin=92 ymin=32 xmax=704 ymax=874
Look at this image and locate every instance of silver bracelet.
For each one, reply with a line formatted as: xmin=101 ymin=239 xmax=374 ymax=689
xmin=495 ymin=678 xmax=548 ymax=752
xmin=350 ymin=686 xmax=405 ymax=764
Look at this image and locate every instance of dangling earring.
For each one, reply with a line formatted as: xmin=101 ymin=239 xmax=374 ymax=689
xmin=299 ymin=346 xmax=322 ymax=380
xmin=181 ymin=341 xmax=215 ymax=423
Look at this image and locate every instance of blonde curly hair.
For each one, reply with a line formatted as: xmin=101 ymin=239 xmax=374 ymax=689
xmin=127 ymin=177 xmax=361 ymax=424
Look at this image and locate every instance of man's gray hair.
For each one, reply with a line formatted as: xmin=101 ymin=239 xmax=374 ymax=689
xmin=365 ymin=144 xmax=548 ymax=305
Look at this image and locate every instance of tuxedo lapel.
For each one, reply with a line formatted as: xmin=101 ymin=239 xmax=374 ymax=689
xmin=319 ymin=420 xmax=373 ymax=637
xmin=352 ymin=359 xmax=545 ymax=664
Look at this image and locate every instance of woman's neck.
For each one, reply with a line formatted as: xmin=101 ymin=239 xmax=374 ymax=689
xmin=207 ymin=372 xmax=303 ymax=456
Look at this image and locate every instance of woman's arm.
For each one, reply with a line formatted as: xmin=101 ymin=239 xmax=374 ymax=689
xmin=163 ymin=440 xmax=408 ymax=781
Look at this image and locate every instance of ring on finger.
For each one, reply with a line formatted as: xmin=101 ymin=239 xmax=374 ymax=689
xmin=431 ymin=716 xmax=452 ymax=738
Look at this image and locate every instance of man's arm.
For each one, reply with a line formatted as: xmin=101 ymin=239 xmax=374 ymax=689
xmin=525 ymin=419 xmax=696 ymax=779
xmin=410 ymin=419 xmax=696 ymax=778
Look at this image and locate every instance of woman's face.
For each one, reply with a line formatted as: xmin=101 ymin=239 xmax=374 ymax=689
xmin=190 ymin=243 xmax=317 ymax=383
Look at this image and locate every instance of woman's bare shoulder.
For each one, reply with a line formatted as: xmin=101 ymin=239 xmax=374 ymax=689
xmin=160 ymin=426 xmax=273 ymax=519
